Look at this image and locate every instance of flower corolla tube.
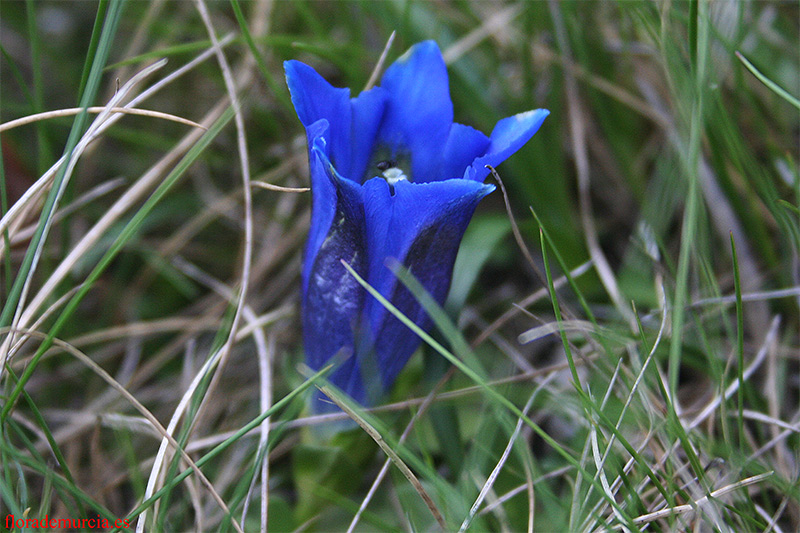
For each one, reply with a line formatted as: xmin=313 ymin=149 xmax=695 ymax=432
xmin=285 ymin=41 xmax=548 ymax=411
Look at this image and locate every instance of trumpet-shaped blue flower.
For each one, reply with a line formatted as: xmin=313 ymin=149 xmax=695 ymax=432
xmin=286 ymin=41 xmax=548 ymax=410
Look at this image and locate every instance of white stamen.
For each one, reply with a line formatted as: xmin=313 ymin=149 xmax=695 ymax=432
xmin=382 ymin=167 xmax=407 ymax=185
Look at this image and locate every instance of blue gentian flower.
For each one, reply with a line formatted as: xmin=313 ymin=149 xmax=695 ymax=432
xmin=286 ymin=41 xmax=548 ymax=410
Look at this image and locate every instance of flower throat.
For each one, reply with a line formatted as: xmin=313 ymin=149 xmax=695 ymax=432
xmin=365 ymin=146 xmax=412 ymax=189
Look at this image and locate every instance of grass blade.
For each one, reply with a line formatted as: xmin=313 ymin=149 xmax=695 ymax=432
xmin=736 ymin=51 xmax=800 ymax=111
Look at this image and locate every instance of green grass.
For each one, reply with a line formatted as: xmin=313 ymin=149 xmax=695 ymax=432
xmin=1 ymin=1 xmax=798 ymax=531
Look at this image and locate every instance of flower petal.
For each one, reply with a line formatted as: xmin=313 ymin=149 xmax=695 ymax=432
xmin=361 ymin=178 xmax=495 ymax=389
xmin=302 ymin=145 xmax=370 ymax=405
xmin=301 ymin=121 xmax=337 ymax=295
xmin=348 ymin=87 xmax=387 ymax=183
xmin=466 ymin=109 xmax=550 ymax=181
xmin=285 ymin=60 xmax=352 ymax=175
xmin=377 ymin=41 xmax=453 ymax=183
xmin=439 ymin=123 xmax=490 ymax=181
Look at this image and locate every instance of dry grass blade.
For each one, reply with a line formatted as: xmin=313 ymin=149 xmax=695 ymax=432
xmin=443 ymin=4 xmax=523 ymax=64
xmin=751 ymin=423 xmax=800 ymax=463
xmin=479 ymin=466 xmax=573 ymax=518
xmin=517 ymin=319 xmax=599 ymax=344
xmin=251 ymin=181 xmax=309 ymax=193
xmin=690 ymin=286 xmax=800 ymax=307
xmin=363 ymin=31 xmax=396 ymax=91
xmin=0 ymin=107 xmax=206 ymax=133
xmin=319 ymin=385 xmax=448 ymax=531
xmin=532 ymin=42 xmax=671 ymax=128
xmin=258 ymin=332 xmax=275 ymax=531
xmin=757 ymin=496 xmax=790 ymax=533
xmin=627 ymin=472 xmax=774 ymax=526
xmin=590 ymin=426 xmax=629 ymax=528
xmin=238 ymin=319 xmax=273 ymax=530
xmin=472 ymin=260 xmax=593 ymax=347
xmin=9 ymin=177 xmax=125 ymax=244
xmin=0 ymin=58 xmax=168 ymax=242
xmin=486 ymin=165 xmax=545 ymax=284
xmin=738 ymin=410 xmax=800 ymax=433
xmin=459 ymin=390 xmax=540 ymax=532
